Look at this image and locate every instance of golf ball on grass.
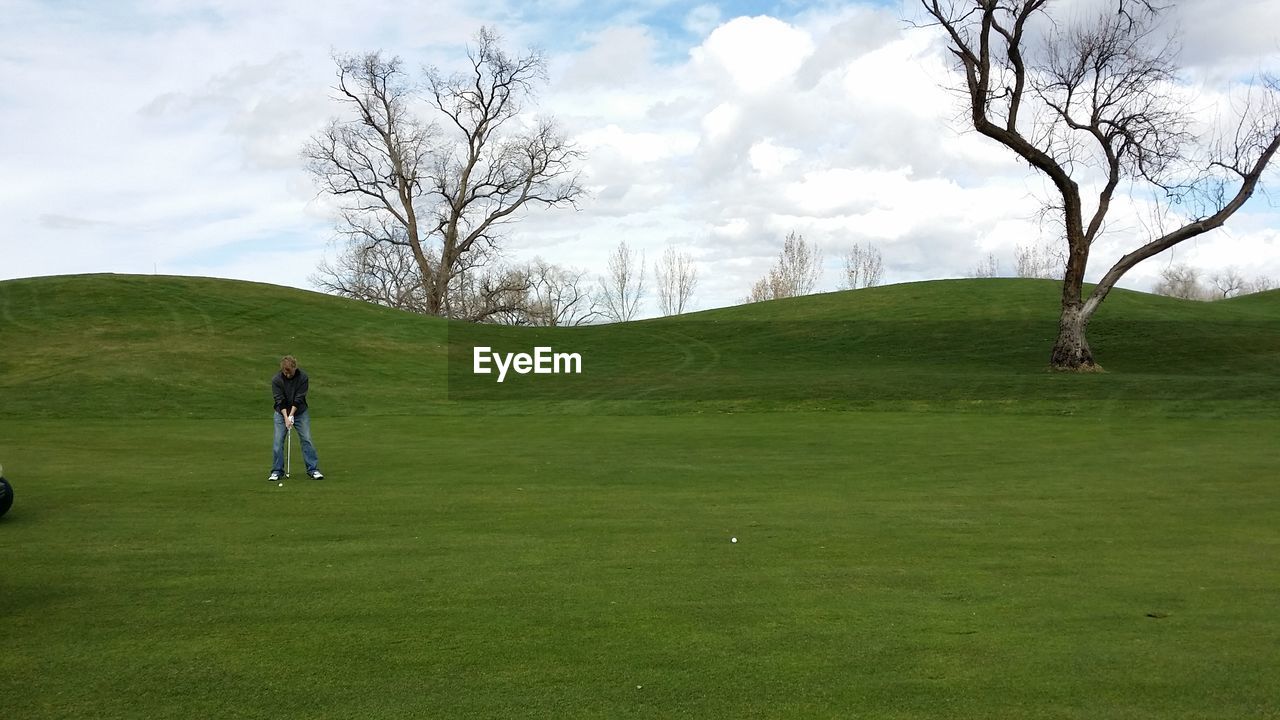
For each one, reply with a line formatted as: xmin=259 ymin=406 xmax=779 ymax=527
xmin=278 ymin=483 xmax=283 ymax=487
xmin=731 ymin=537 xmax=737 ymax=543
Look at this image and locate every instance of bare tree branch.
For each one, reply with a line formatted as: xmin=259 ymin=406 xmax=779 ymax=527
xmin=423 ymin=28 xmax=586 ymax=315
xmin=1152 ymin=262 xmax=1208 ymax=300
xmin=1014 ymin=237 xmax=1065 ymax=279
xmin=598 ymin=241 xmax=646 ymax=322
xmin=967 ymin=251 xmax=1000 ymax=278
xmin=306 ymin=29 xmax=587 ymax=319
xmin=1209 ymin=267 xmax=1246 ymax=299
xmin=655 ymin=246 xmax=699 ymax=315
xmin=523 ymin=258 xmax=601 ymax=326
xmin=919 ymin=1 xmax=1280 ymax=369
xmin=843 ymin=243 xmax=885 ymax=289
xmin=745 ymin=231 xmax=824 ymax=301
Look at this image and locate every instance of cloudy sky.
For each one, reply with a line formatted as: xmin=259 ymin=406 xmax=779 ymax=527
xmin=3 ymin=0 xmax=1279 ymax=314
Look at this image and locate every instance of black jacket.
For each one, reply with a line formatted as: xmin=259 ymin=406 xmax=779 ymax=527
xmin=272 ymin=369 xmax=310 ymax=415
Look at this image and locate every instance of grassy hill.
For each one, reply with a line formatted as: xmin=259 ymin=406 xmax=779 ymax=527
xmin=0 ymin=274 xmax=448 ymax=418
xmin=2 ymin=273 xmax=1278 ymax=417
xmin=2 ymin=274 xmax=1279 ymax=719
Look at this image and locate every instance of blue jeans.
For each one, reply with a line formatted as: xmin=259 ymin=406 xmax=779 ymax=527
xmin=272 ymin=411 xmax=320 ymax=474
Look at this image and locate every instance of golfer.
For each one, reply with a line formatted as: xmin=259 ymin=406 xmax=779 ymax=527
xmin=269 ymin=355 xmax=324 ymax=481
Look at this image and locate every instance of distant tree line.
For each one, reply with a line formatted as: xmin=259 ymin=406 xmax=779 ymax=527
xmin=963 ymin=239 xmax=1275 ymax=301
xmin=1152 ymin=264 xmax=1274 ymax=301
xmin=307 ymin=4 xmax=1280 ymax=355
xmin=741 ymin=233 xmax=886 ymax=304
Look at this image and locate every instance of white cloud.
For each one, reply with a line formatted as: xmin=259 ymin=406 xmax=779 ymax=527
xmin=748 ymin=139 xmax=800 ymax=176
xmin=840 ymin=33 xmax=952 ymax=118
xmin=559 ymin=26 xmax=657 ymax=89
xmin=2 ymin=0 xmax=1280 ymax=318
xmin=712 ymin=218 xmax=751 ymax=238
xmin=700 ymin=102 xmax=741 ymax=142
xmin=691 ymin=16 xmax=815 ymax=95
xmin=578 ymin=124 xmax=698 ymax=163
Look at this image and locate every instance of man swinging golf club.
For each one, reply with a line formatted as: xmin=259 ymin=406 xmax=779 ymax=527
xmin=269 ymin=355 xmax=324 ymax=482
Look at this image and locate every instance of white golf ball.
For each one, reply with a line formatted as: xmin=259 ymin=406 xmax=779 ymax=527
xmin=731 ymin=537 xmax=737 ymax=543
xmin=278 ymin=483 xmax=283 ymax=487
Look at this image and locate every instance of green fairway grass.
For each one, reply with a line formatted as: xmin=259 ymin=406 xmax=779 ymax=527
xmin=3 ymin=274 xmax=1278 ymax=418
xmin=1 ymin=274 xmax=1278 ymax=718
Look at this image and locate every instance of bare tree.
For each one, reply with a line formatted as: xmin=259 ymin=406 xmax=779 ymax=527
xmin=1152 ymin=263 xmax=1208 ymax=300
xmin=306 ymin=29 xmax=585 ymax=321
xmin=744 ymin=276 xmax=773 ymax=304
xmin=311 ymin=241 xmax=428 ymax=312
xmin=843 ymin=242 xmax=885 ymax=289
xmin=1209 ymin=267 xmax=1247 ymax=299
xmin=1245 ymin=275 xmax=1276 ymax=294
xmin=775 ymin=231 xmax=824 ymax=296
xmin=446 ymin=262 xmax=533 ymax=323
xmin=426 ymin=28 xmax=585 ymax=319
xmin=305 ymin=53 xmax=433 ymax=307
xmin=312 ymin=236 xmax=534 ymax=321
xmin=655 ymin=246 xmax=699 ymax=315
xmin=967 ymin=251 xmax=1001 ymax=278
xmin=746 ymin=231 xmax=824 ymax=302
xmin=598 ymin=241 xmax=646 ymax=322
xmin=919 ymin=1 xmax=1280 ymax=369
xmin=523 ymin=258 xmax=600 ymax=326
xmin=1014 ymin=238 xmax=1065 ymax=279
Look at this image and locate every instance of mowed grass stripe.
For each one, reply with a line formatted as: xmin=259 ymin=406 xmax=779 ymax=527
xmin=1 ymin=413 xmax=1277 ymax=718
xmin=2 ymin=274 xmax=1279 ymax=417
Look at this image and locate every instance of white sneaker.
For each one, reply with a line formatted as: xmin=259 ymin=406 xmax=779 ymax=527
xmin=309 ymin=470 xmax=324 ymax=480
xmin=268 ymin=471 xmax=281 ymax=481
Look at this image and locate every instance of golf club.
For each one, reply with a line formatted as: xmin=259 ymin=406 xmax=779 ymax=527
xmin=285 ymin=425 xmax=292 ymax=479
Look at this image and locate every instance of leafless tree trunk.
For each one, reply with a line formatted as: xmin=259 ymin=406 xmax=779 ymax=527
xmin=310 ymin=241 xmax=429 ymax=313
xmin=843 ymin=242 xmax=885 ymax=289
xmin=523 ymin=258 xmax=600 ymax=326
xmin=655 ymin=247 xmax=698 ymax=315
xmin=305 ymin=53 xmax=434 ymax=307
xmin=599 ymin=241 xmax=646 ymax=322
xmin=746 ymin=231 xmax=824 ymax=302
xmin=425 ymin=27 xmax=586 ymax=318
xmin=446 ymin=263 xmax=533 ymax=323
xmin=306 ymin=28 xmax=585 ymax=321
xmin=1209 ymin=267 xmax=1247 ymax=299
xmin=919 ymin=0 xmax=1280 ymax=370
xmin=1153 ymin=263 xmax=1207 ymax=300
xmin=310 ymin=235 xmax=550 ymax=321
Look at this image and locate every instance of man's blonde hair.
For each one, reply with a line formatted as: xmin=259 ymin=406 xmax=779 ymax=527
xmin=280 ymin=355 xmax=298 ymax=371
